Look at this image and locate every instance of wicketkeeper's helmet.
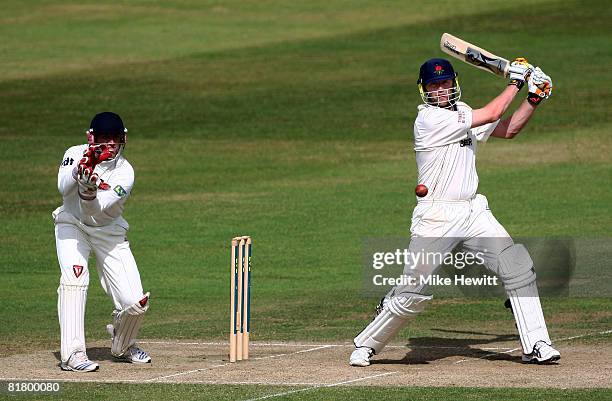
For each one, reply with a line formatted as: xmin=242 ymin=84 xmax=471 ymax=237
xmin=86 ymin=112 xmax=127 ymax=160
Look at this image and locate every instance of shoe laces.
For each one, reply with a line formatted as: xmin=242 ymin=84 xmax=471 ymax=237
xmin=71 ymin=351 xmax=90 ymax=364
xmin=128 ymin=345 xmax=148 ymax=356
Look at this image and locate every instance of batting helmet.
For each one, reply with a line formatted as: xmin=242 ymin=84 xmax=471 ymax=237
xmin=417 ymin=58 xmax=461 ymax=108
xmin=417 ymin=58 xmax=457 ymax=85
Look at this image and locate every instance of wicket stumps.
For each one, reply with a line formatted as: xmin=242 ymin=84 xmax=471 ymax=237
xmin=230 ymin=236 xmax=252 ymax=362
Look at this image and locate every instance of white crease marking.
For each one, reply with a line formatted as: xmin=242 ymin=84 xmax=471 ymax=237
xmin=242 ymin=371 xmax=398 ymax=401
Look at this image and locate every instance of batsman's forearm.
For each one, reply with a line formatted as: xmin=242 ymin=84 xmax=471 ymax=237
xmin=488 ymin=85 xmax=520 ymax=120
xmin=472 ymin=85 xmax=520 ymax=127
xmin=506 ymin=100 xmax=536 ymax=136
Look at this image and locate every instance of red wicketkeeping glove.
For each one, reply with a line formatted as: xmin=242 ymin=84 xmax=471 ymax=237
xmin=79 ymin=145 xmax=112 ymax=169
xmin=76 ymin=145 xmax=113 ymax=195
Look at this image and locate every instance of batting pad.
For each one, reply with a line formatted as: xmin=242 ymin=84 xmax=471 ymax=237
xmin=507 ymin=283 xmax=551 ymax=354
xmin=109 ymin=292 xmax=150 ymax=356
xmin=354 ymin=293 xmax=431 ymax=354
xmin=499 ymin=244 xmax=551 ymax=353
xmin=58 ymin=284 xmax=88 ymax=362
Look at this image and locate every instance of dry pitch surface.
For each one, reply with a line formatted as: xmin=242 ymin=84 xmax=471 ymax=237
xmin=1 ymin=333 xmax=610 ymax=392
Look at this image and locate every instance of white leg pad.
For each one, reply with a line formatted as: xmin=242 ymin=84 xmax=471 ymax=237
xmin=499 ymin=244 xmax=551 ymax=354
xmin=354 ymin=293 xmax=432 ymax=354
xmin=58 ymin=284 xmax=88 ymax=362
xmin=507 ymin=283 xmax=551 ymax=354
xmin=108 ymin=292 xmax=150 ymax=356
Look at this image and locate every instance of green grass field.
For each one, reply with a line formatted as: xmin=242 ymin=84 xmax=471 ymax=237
xmin=9 ymin=384 xmax=612 ymax=401
xmin=1 ymin=0 xmax=610 ymax=399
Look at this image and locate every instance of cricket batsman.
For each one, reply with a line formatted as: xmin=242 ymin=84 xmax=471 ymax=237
xmin=350 ymin=58 xmax=560 ymax=366
xmin=54 ymin=112 xmax=151 ymax=371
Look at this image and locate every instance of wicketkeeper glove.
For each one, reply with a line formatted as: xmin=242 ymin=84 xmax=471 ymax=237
xmin=527 ymin=67 xmax=553 ymax=106
xmin=75 ymin=145 xmax=112 ymax=199
xmin=76 ymin=165 xmax=99 ymax=200
xmin=508 ymin=58 xmax=533 ymax=90
xmin=80 ymin=144 xmax=112 ymax=167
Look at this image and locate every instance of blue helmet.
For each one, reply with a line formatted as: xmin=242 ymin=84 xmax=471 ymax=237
xmin=417 ymin=58 xmax=457 ymax=85
xmin=417 ymin=58 xmax=461 ymax=108
xmin=88 ymin=112 xmax=126 ymax=139
xmin=86 ymin=112 xmax=127 ymax=160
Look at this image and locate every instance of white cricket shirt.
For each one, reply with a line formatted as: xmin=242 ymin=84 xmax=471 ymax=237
xmin=54 ymin=144 xmax=134 ymax=228
xmin=413 ymin=101 xmax=499 ymax=201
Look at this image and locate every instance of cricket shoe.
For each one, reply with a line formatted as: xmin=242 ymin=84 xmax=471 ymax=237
xmin=60 ymin=351 xmax=99 ymax=372
xmin=349 ymin=347 xmax=374 ymax=367
xmin=106 ymin=324 xmax=152 ymax=363
xmin=115 ymin=345 xmax=152 ymax=364
xmin=522 ymin=341 xmax=560 ymax=364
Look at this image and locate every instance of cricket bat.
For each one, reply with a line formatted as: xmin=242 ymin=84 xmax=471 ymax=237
xmin=440 ymin=33 xmax=510 ymax=78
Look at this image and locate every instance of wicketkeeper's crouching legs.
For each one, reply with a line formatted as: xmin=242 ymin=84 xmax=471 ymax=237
xmin=55 ymin=222 xmax=100 ymax=372
xmin=93 ymin=237 xmax=152 ymax=364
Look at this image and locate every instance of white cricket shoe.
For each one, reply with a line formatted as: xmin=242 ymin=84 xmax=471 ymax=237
xmin=60 ymin=351 xmax=99 ymax=372
xmin=118 ymin=345 xmax=152 ymax=364
xmin=106 ymin=323 xmax=151 ymax=363
xmin=350 ymin=347 xmax=374 ymax=367
xmin=522 ymin=341 xmax=560 ymax=364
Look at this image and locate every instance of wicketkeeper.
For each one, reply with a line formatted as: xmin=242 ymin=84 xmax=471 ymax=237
xmin=350 ymin=58 xmax=560 ymax=366
xmin=54 ymin=112 xmax=151 ymax=372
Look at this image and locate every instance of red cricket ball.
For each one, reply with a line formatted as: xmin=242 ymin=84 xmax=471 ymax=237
xmin=415 ymin=184 xmax=428 ymax=197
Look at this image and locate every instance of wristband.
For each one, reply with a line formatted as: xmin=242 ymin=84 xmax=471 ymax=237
xmin=508 ymin=79 xmax=525 ymax=91
xmin=527 ymin=92 xmax=544 ymax=106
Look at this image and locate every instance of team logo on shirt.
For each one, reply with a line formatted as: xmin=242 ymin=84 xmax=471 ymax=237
xmin=73 ymin=265 xmax=84 ymax=278
xmin=460 ymin=137 xmax=473 ymax=147
xmin=114 ymin=185 xmax=127 ymax=197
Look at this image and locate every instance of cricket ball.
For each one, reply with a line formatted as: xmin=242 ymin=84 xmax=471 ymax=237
xmin=415 ymin=184 xmax=428 ymax=198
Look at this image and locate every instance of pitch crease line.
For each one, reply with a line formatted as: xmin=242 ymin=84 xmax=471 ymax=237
xmin=144 ymin=345 xmax=332 ymax=382
xmin=0 ymin=377 xmax=328 ymax=386
xmin=139 ymin=340 xmax=348 ymax=348
xmin=144 ymin=363 xmax=230 ymax=382
xmin=171 ymin=380 xmax=333 ymax=386
xmin=249 ymin=345 xmax=333 ymax=362
xmin=0 ymin=377 xmax=141 ymax=384
xmin=138 ymin=340 xmax=514 ymax=350
xmin=242 ymin=371 xmax=398 ymax=401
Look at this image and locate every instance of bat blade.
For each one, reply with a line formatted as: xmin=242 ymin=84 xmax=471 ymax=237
xmin=440 ymin=33 xmax=510 ymax=78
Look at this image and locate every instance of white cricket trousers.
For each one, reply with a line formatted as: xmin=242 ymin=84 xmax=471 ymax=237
xmin=408 ymin=194 xmax=513 ymax=275
xmin=355 ymin=194 xmax=552 ymax=355
xmin=54 ymin=211 xmax=144 ymax=362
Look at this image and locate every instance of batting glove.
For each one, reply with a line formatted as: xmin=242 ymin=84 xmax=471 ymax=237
xmin=508 ymin=58 xmax=533 ymax=90
xmin=527 ymin=67 xmax=553 ymax=106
